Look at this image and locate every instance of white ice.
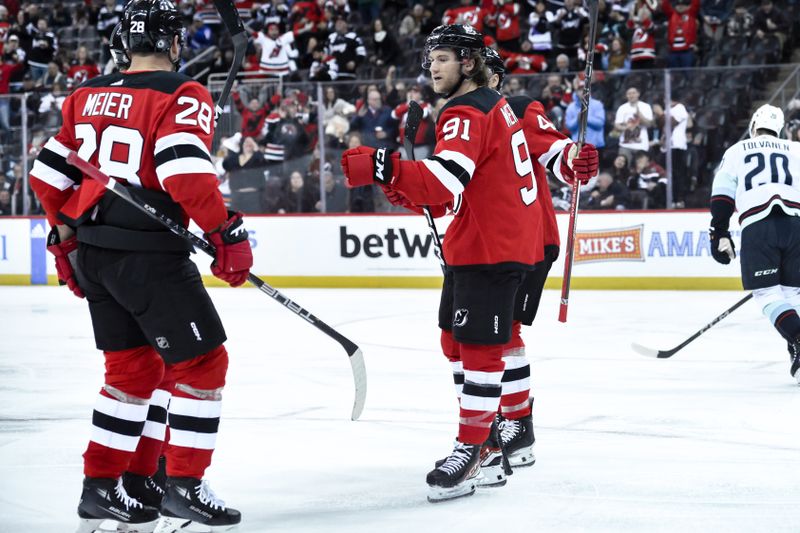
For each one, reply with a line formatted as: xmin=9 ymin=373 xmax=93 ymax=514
xmin=1 ymin=287 xmax=799 ymax=533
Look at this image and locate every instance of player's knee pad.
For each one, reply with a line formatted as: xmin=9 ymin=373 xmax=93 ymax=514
xmin=459 ymin=343 xmax=504 ymax=373
xmin=103 ymin=346 xmax=165 ymax=399
xmin=171 ymin=344 xmax=228 ymax=399
xmin=754 ymin=285 xmax=790 ymax=320
xmin=781 ymin=285 xmax=800 ymax=308
xmin=440 ymin=329 xmax=461 ymax=362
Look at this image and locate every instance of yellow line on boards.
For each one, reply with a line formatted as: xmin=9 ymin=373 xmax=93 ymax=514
xmin=0 ymin=275 xmax=743 ymax=290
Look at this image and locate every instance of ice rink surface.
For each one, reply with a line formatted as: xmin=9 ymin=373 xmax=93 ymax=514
xmin=2 ymin=286 xmax=799 ymax=533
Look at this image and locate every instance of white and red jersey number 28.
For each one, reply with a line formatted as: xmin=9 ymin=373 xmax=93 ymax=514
xmin=441 ymin=117 xmax=537 ymax=205
xmin=73 ymin=97 xmax=212 ymax=187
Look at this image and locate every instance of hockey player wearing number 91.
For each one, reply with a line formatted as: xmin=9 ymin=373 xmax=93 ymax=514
xmin=29 ymin=1 xmax=249 ymax=532
xmin=710 ymin=104 xmax=800 ymax=384
xmin=340 ymin=24 xmax=598 ymax=503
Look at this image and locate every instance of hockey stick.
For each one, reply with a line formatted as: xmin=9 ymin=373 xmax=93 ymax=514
xmin=212 ymin=0 xmax=249 ymax=110
xmin=404 ymin=100 xmax=446 ymax=274
xmin=632 ymin=292 xmax=753 ymax=359
xmin=65 ymin=152 xmax=367 ymax=421
xmin=558 ymin=0 xmax=600 ymax=323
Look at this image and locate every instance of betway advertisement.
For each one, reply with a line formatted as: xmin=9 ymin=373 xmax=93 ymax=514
xmin=0 ymin=211 xmax=741 ymax=288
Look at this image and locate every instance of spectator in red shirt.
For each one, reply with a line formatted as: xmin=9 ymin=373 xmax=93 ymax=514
xmin=67 ymin=46 xmax=100 ymax=89
xmin=663 ymin=0 xmax=701 ymax=68
xmin=0 ymin=52 xmax=25 ymax=143
xmin=502 ymin=40 xmax=548 ymax=74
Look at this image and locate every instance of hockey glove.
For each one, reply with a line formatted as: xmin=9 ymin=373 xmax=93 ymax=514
xmin=709 ymin=228 xmax=736 ymax=265
xmin=562 ymin=143 xmax=599 ymax=185
xmin=205 ymin=211 xmax=253 ymax=287
xmin=47 ymin=226 xmax=84 ymax=299
xmin=381 ymin=182 xmax=411 ymax=208
xmin=544 ymin=244 xmax=560 ymax=264
xmin=341 ymin=146 xmax=398 ymax=188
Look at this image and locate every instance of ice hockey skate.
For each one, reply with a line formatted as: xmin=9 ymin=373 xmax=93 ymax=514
xmin=426 ymin=441 xmax=481 ymax=503
xmin=76 ymin=477 xmax=159 ymax=533
xmin=498 ymin=408 xmax=536 ymax=468
xmin=155 ymin=477 xmax=241 ymax=532
xmin=123 ymin=472 xmax=166 ymax=508
xmin=475 ymin=421 xmax=513 ymax=487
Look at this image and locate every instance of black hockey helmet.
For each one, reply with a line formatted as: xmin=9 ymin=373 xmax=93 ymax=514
xmin=422 ymin=24 xmax=485 ymax=70
xmin=481 ymin=47 xmax=505 ymax=89
xmin=110 ymin=23 xmax=131 ymax=71
xmin=121 ymin=0 xmax=184 ymax=63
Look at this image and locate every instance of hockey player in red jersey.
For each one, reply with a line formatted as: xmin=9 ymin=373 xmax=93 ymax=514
xmin=340 ymin=24 xmax=597 ymax=502
xmin=481 ymin=46 xmax=598 ymax=468
xmin=29 ymin=1 xmax=249 ymax=531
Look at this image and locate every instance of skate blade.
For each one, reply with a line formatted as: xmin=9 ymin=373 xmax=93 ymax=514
xmin=427 ymin=480 xmax=476 ymax=503
xmin=77 ymin=518 xmax=158 ymax=533
xmin=154 ymin=516 xmax=238 ymax=533
xmin=509 ymin=447 xmax=536 ymax=468
xmin=476 ymin=465 xmax=507 ymax=488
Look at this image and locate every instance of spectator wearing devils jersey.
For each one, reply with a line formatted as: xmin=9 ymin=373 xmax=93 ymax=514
xmin=442 ymin=2 xmax=485 ymax=33
xmin=67 ymin=46 xmax=101 ymax=89
xmin=29 ymin=1 xmax=246 ymax=530
xmin=341 ymin=24 xmax=597 ymax=502
xmin=254 ymin=22 xmax=298 ymax=77
xmin=489 ymin=0 xmax=521 ymax=51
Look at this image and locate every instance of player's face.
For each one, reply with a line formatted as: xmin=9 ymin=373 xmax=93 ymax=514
xmin=428 ymin=49 xmax=462 ymax=95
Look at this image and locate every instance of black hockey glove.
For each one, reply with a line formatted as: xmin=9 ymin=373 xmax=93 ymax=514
xmin=709 ymin=228 xmax=735 ymax=265
xmin=544 ymin=244 xmax=560 ymax=264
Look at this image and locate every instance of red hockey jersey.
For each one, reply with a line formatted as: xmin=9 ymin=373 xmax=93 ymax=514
xmin=442 ymin=6 xmax=485 ymax=33
xmin=393 ymin=88 xmax=543 ymax=269
xmin=30 ymin=71 xmax=227 ymax=233
xmin=508 ymin=96 xmax=569 ymax=250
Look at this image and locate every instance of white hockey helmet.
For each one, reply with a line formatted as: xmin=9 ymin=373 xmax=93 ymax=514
xmin=749 ymin=104 xmax=784 ymax=138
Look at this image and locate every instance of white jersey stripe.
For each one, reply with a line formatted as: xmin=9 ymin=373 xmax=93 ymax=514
xmin=155 ymin=132 xmax=211 ymax=157
xmin=169 ymin=396 xmax=222 ymax=419
xmin=156 ymin=158 xmax=217 ymax=187
xmin=30 ymin=160 xmax=74 ymax=190
xmin=169 ymin=428 xmax=218 ymax=450
xmin=422 ymin=158 xmax=465 ymax=197
xmin=90 ymin=427 xmax=140 ymax=452
xmin=43 ymin=137 xmax=72 ymax=158
xmin=94 ymin=393 xmax=150 ymax=422
xmin=437 ymin=150 xmax=476 ymax=178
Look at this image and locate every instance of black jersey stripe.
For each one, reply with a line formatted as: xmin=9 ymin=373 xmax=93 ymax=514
xmin=168 ymin=413 xmax=220 ymax=434
xmin=462 ymin=382 xmax=502 ymax=399
xmin=429 ymin=155 xmax=471 ymax=188
xmin=453 ymin=373 xmax=465 ymax=385
xmin=92 ymin=411 xmax=146 ymax=437
xmin=37 ymin=148 xmax=83 ymax=183
xmin=154 ymin=144 xmax=212 ymax=167
xmin=145 ymin=404 xmax=168 ymax=425
xmin=501 ymin=366 xmax=531 ymax=383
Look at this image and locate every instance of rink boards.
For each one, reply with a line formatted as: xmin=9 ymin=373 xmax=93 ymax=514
xmin=0 ymin=211 xmax=742 ymax=289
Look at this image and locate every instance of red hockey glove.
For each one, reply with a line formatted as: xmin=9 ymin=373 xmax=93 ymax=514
xmin=562 ymin=143 xmax=599 ymax=184
xmin=47 ymin=227 xmax=84 ymax=298
xmin=205 ymin=211 xmax=253 ymax=287
xmin=380 ymin=183 xmax=411 ymax=208
xmin=341 ymin=146 xmax=397 ymax=188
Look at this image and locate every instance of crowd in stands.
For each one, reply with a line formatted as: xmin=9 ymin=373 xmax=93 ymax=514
xmin=1 ymin=0 xmax=800 ymax=215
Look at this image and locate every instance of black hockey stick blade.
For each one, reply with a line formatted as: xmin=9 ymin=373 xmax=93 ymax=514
xmin=66 ymin=152 xmax=367 ymax=421
xmin=632 ymin=292 xmax=753 ymax=359
xmin=403 ymin=100 xmax=424 ymax=157
xmin=212 ymin=0 xmax=248 ymax=110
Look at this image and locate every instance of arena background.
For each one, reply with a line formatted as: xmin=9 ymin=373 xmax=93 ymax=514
xmin=1 ymin=0 xmax=798 ymax=289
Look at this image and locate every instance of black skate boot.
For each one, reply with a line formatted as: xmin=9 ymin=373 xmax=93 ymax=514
xmin=155 ymin=477 xmax=241 ymax=532
xmin=426 ymin=441 xmax=481 ymax=503
xmin=76 ymin=477 xmax=159 ymax=533
xmin=498 ymin=403 xmax=536 ymax=468
xmin=477 ymin=420 xmax=513 ymax=487
xmin=433 ymin=423 xmax=512 ymax=488
xmin=122 ymin=472 xmax=165 ymax=508
xmin=789 ymin=341 xmax=800 ymax=384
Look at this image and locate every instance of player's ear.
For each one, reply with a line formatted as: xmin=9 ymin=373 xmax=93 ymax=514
xmin=462 ymin=57 xmax=475 ymax=75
